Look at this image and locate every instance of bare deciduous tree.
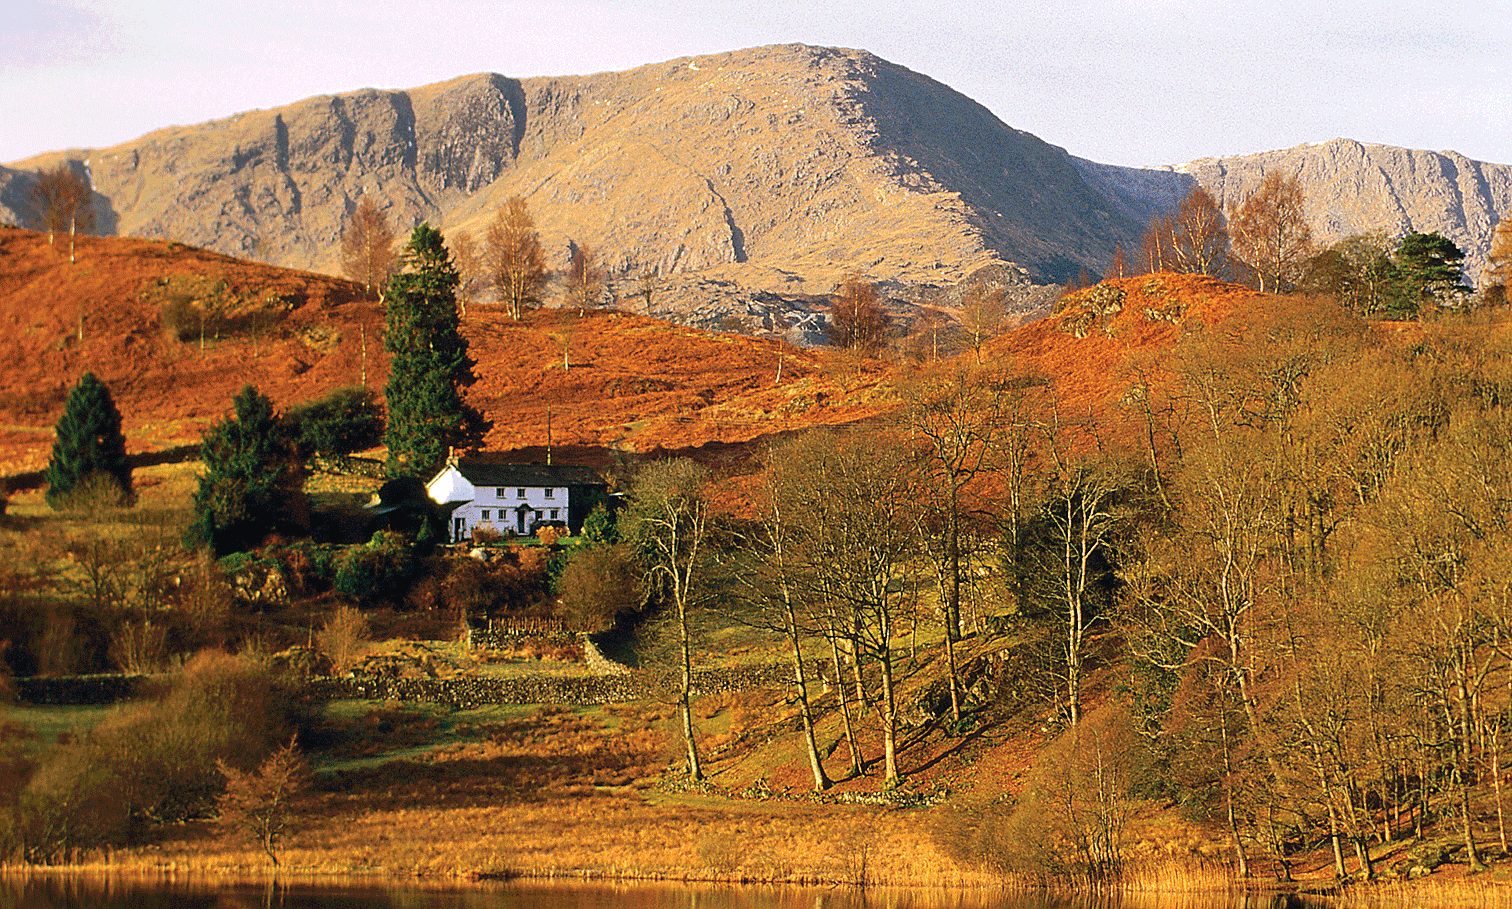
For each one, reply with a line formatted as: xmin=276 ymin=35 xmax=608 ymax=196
xmin=1109 ymin=245 xmax=1129 ymax=280
xmin=1229 ymin=172 xmax=1313 ymax=293
xmin=1169 ymin=187 xmax=1228 ymax=277
xmin=486 ymin=195 xmax=549 ymax=320
xmin=565 ymin=242 xmax=606 ymax=312
xmin=829 ymin=274 xmax=891 ymax=353
xmin=339 ymin=196 xmax=397 ymax=298
xmin=32 ymin=162 xmax=94 ymax=260
xmin=957 ymin=285 xmax=1007 ymax=361
xmin=1140 ymin=187 xmax=1227 ymax=278
xmin=1141 ymin=214 xmax=1174 ymax=273
xmin=771 ymin=429 xmax=917 ymax=786
xmin=447 ymin=229 xmax=487 ymax=316
xmin=623 ymin=458 xmax=714 ymax=781
xmin=215 ymin=737 xmax=311 ymax=867
xmin=637 ymin=265 xmax=660 ymax=316
xmin=1486 ymin=216 xmax=1512 ymax=304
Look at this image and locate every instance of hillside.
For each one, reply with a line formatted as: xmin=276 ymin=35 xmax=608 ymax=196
xmin=0 ymin=228 xmax=893 ymax=478
xmin=11 ymin=231 xmax=1504 ymax=889
xmin=0 ymin=227 xmax=1276 ymax=483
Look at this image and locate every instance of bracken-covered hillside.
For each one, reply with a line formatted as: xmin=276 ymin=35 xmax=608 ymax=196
xmin=0 ymin=228 xmax=894 ymax=478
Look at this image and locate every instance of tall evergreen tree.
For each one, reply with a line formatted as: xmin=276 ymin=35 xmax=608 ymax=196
xmin=44 ymin=371 xmax=132 ymax=508
xmin=191 ymin=386 xmax=303 ymax=554
xmin=1395 ymin=231 xmax=1468 ymax=314
xmin=383 ymin=223 xmax=488 ymax=476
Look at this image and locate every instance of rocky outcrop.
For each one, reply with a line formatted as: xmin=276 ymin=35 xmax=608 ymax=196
xmin=1077 ymin=139 xmax=1512 ymax=283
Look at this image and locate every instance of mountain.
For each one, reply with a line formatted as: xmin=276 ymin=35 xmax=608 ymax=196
xmin=1077 ymin=138 xmax=1512 ymax=281
xmin=2 ymin=46 xmax=1510 ymax=328
xmin=0 ymin=45 xmax=1145 ymax=330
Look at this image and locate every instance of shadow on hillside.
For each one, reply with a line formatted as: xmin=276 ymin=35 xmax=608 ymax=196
xmin=314 ymin=745 xmax=655 ymax=813
xmin=488 ymin=424 xmax=881 ymax=479
xmin=902 ymin=716 xmax=999 ymax=778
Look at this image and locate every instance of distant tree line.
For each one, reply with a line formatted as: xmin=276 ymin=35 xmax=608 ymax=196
xmin=1126 ymin=173 xmax=1488 ymax=319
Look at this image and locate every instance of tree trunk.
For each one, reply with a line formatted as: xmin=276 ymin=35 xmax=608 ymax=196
xmin=943 ymin=619 xmax=962 ymax=724
xmin=878 ymin=643 xmax=900 ymax=786
xmin=946 ymin=507 xmax=962 ymax=640
xmin=1352 ymin=837 xmax=1374 ymax=881
xmin=1458 ymin=765 xmax=1486 ymax=872
xmin=678 ymin=597 xmax=702 ymax=781
xmin=1326 ymin=802 xmax=1347 ymax=879
xmin=1220 ymin=719 xmax=1249 ymax=877
xmin=785 ymin=596 xmax=830 ymax=791
xmin=827 ymin=621 xmax=863 ymax=778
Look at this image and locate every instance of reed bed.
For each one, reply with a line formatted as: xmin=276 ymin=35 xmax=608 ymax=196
xmin=1327 ymin=877 xmax=1512 ymax=909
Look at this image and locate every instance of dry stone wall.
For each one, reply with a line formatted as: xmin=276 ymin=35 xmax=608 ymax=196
xmin=310 ymin=660 xmax=832 ymax=708
xmin=14 ymin=673 xmax=148 ymax=705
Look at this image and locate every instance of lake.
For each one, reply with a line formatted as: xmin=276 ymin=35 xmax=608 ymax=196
xmin=0 ymin=878 xmax=1325 ymax=909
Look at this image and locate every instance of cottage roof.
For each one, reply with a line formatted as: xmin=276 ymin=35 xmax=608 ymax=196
xmin=450 ymin=460 xmax=606 ymax=489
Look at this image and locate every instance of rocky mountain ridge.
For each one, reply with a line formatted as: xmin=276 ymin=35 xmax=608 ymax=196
xmin=1077 ymin=138 xmax=1512 ymax=281
xmin=2 ymin=45 xmax=1509 ymax=330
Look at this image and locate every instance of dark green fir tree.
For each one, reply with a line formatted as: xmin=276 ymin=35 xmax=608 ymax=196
xmin=1395 ymin=231 xmax=1469 ymax=315
xmin=383 ymin=223 xmax=489 ymax=477
xmin=191 ymin=385 xmax=304 ymax=554
xmin=44 ymin=371 xmax=133 ymax=508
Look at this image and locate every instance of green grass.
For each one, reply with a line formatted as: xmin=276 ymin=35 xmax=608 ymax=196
xmin=0 ymin=703 xmax=116 ymax=757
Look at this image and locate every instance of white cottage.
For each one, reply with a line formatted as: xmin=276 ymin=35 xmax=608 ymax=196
xmin=426 ymin=459 xmax=608 ymax=542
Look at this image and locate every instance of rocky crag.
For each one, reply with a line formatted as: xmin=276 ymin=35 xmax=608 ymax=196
xmin=1078 ymin=138 xmax=1512 ymax=282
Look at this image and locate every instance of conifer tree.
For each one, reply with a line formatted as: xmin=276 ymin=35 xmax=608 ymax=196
xmin=1395 ymin=231 xmax=1468 ymax=314
xmin=383 ymin=223 xmax=488 ymax=477
xmin=191 ymin=386 xmax=302 ymax=554
xmin=44 ymin=371 xmax=132 ymax=508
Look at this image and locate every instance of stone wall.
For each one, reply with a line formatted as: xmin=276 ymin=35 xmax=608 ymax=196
xmin=467 ymin=617 xmax=574 ymax=649
xmin=13 ymin=662 xmax=832 ymax=709
xmin=13 ymin=674 xmax=149 ymax=705
xmin=310 ymin=660 xmax=833 ymax=708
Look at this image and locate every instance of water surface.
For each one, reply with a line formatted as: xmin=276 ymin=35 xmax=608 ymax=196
xmin=0 ymin=878 xmax=1320 ymax=909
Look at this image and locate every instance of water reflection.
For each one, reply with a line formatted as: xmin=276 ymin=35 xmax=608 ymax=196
xmin=0 ymin=878 xmax=1330 ymax=909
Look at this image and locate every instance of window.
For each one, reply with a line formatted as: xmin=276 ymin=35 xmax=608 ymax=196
xmin=549 ymin=509 xmax=559 ymax=520
xmin=544 ymin=487 xmax=554 ymax=498
xmin=480 ymin=510 xmax=490 ymax=520
xmin=517 ymin=488 xmax=526 ymax=498
xmin=496 ymin=488 xmax=506 ymax=499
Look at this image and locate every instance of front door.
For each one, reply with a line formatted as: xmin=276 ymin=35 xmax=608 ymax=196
xmin=453 ymin=517 xmax=465 ymax=542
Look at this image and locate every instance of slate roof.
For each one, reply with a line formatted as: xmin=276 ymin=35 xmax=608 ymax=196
xmin=451 ymin=460 xmax=606 ymax=489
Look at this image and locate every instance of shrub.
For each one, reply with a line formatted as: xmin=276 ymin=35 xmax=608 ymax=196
xmin=316 ymin=605 xmax=371 ymax=674
xmin=556 ymin=544 xmax=639 ymax=632
xmin=9 ymin=652 xmax=292 ymax=861
xmin=417 ymin=547 xmax=553 ymax=616
xmin=334 ymin=532 xmax=415 ymax=604
xmin=471 ymin=525 xmax=505 ymax=545
xmin=108 ymin=620 xmax=169 ymax=674
xmin=216 ymin=737 xmax=311 ymax=866
xmin=284 ymin=387 xmax=385 ymax=462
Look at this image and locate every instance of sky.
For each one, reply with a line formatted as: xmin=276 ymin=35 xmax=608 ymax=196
xmin=2 ymin=0 xmax=1508 ymax=168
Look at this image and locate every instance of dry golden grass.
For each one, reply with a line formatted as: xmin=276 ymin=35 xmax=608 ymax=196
xmin=5 ymin=697 xmax=991 ymax=886
xmin=1330 ymin=878 xmax=1512 ymax=909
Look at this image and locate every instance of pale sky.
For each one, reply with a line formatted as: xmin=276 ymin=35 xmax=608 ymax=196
xmin=2 ymin=0 xmax=1508 ymax=168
